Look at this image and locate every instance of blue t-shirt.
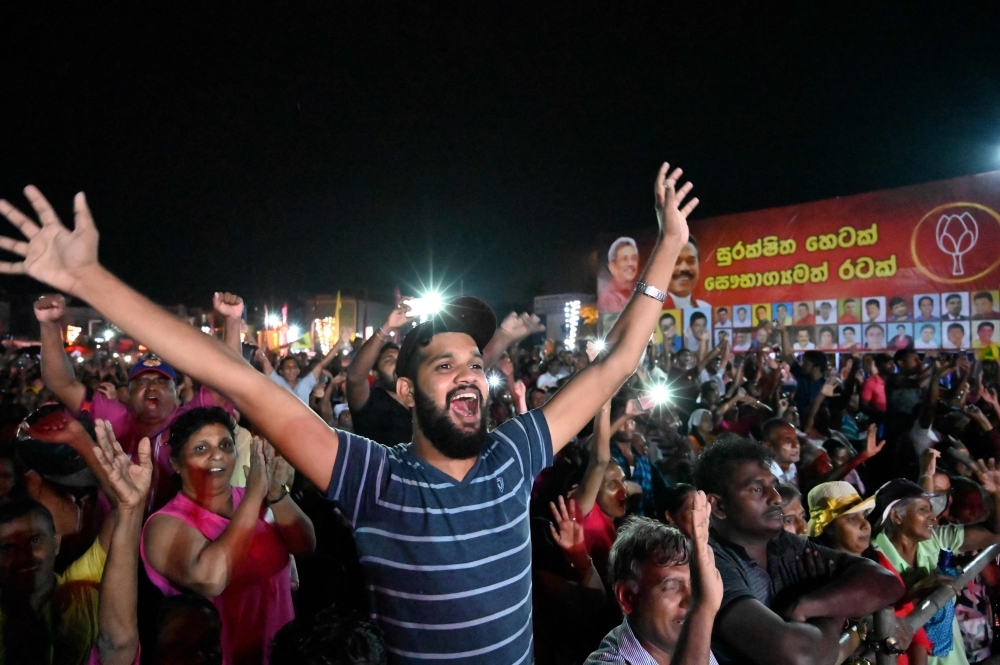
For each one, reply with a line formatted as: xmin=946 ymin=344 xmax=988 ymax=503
xmin=327 ymin=411 xmax=553 ymax=664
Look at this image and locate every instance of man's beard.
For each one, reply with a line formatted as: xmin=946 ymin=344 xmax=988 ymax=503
xmin=413 ymin=385 xmax=490 ymax=460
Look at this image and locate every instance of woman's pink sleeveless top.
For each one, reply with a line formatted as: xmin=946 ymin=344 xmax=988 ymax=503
xmin=141 ymin=487 xmax=293 ymax=665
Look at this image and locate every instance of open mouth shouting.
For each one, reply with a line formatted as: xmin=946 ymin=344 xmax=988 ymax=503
xmin=448 ymin=387 xmax=483 ymax=427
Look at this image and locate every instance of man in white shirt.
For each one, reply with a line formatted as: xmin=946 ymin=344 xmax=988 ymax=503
xmin=269 ymin=350 xmax=339 ymax=403
xmin=793 ymin=328 xmax=815 ymax=351
xmin=914 ymin=323 xmax=938 ymax=350
xmin=536 ymin=358 xmax=569 ymax=390
xmin=586 ymin=499 xmax=720 ymax=665
xmin=815 ymin=301 xmax=837 ymax=325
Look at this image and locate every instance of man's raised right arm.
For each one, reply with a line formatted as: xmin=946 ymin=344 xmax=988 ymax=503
xmin=346 ymin=303 xmax=410 ymax=412
xmin=36 ymin=294 xmax=86 ymax=412
xmin=0 ymin=188 xmax=340 ymax=491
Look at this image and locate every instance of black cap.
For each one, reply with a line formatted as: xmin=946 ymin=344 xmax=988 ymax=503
xmin=871 ymin=478 xmax=947 ymax=534
xmin=396 ymin=297 xmax=497 ymax=380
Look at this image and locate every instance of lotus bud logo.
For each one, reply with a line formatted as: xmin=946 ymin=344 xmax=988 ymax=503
xmin=935 ymin=211 xmax=979 ymax=276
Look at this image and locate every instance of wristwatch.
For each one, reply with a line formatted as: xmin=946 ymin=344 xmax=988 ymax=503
xmin=634 ymin=281 xmax=666 ymax=303
xmin=266 ymin=483 xmax=291 ymax=505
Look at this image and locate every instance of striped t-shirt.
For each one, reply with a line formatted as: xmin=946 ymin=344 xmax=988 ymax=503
xmin=327 ymin=410 xmax=553 ymax=663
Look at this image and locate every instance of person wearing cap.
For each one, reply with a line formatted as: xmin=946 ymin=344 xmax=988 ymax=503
xmin=808 ymin=481 xmax=933 ymax=665
xmin=871 ymin=473 xmax=1000 ymax=665
xmin=35 ymin=294 xmax=231 ymax=513
xmin=692 ymin=436 xmax=903 ymax=665
xmin=0 ymin=166 xmax=698 ymax=662
xmin=345 ymin=304 xmax=413 ymax=446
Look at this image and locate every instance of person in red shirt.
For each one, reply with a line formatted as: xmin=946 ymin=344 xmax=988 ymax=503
xmin=839 ymin=298 xmax=862 ymax=324
xmin=860 ymin=353 xmax=893 ymax=420
xmin=572 ymin=398 xmax=630 ymax=583
xmin=794 ymin=301 xmax=815 ymax=326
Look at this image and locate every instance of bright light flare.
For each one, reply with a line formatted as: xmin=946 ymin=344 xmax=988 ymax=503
xmin=76 ymin=357 xmax=85 ymax=363
xmin=103 ymin=329 xmax=115 ymax=339
xmin=649 ymin=383 xmax=671 ymax=405
xmin=594 ymin=339 xmax=606 ymax=353
xmin=405 ymin=292 xmax=445 ymax=321
xmin=287 ymin=325 xmax=302 ymax=341
xmin=266 ymin=314 xmax=282 ymax=328
xmin=487 ymin=373 xmax=502 ymax=389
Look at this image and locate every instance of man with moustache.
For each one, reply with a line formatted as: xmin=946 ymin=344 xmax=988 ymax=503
xmin=662 ymin=235 xmax=711 ymax=310
xmin=693 ymin=437 xmax=903 ymax=665
xmin=0 ymin=163 xmax=699 ymax=663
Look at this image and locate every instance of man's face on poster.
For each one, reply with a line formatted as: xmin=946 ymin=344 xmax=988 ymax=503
xmin=919 ymin=298 xmax=934 ymax=318
xmin=866 ymin=326 xmax=884 ymax=348
xmin=717 ymin=309 xmax=729 ymax=324
xmin=920 ymin=326 xmax=935 ymax=343
xmin=979 ymin=325 xmax=994 ymax=345
xmin=735 ymin=331 xmax=749 ymax=346
xmin=690 ymin=316 xmax=707 ymax=336
xmin=669 ymin=242 xmax=699 ymax=298
xmin=776 ymin=304 xmax=788 ymax=320
xmin=843 ymin=328 xmax=857 ymax=345
xmin=946 ymin=296 xmax=962 ymax=317
xmin=866 ymin=302 xmax=880 ymax=321
xmin=736 ymin=308 xmax=748 ymax=324
xmin=975 ymin=296 xmax=995 ymax=316
xmin=660 ymin=316 xmax=677 ymax=340
xmin=797 ymin=303 xmax=809 ymax=318
xmin=796 ymin=330 xmax=810 ymax=346
xmin=609 ymin=243 xmax=639 ymax=284
xmin=819 ymin=302 xmax=832 ymax=319
xmin=844 ymin=300 xmax=857 ymax=317
xmin=948 ymin=325 xmax=965 ymax=347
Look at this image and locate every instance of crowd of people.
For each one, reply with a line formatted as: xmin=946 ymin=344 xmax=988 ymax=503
xmin=0 ymin=169 xmax=997 ymax=665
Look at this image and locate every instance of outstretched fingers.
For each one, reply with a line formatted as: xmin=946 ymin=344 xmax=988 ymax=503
xmin=0 ymin=198 xmax=41 ymax=239
xmin=72 ymin=192 xmax=97 ymax=235
xmin=680 ymin=197 xmax=700 ymax=217
xmin=23 ymin=186 xmax=63 ymax=228
xmin=0 ymin=237 xmax=28 ymax=257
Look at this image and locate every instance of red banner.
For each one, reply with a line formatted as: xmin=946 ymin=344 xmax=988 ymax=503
xmin=597 ymin=171 xmax=1000 ymax=354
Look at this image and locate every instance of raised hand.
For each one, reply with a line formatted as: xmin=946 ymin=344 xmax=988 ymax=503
xmin=93 ymin=419 xmax=152 ymax=511
xmin=863 ymin=423 xmax=887 ymax=459
xmin=0 ymin=188 xmax=100 ymax=295
xmin=820 ymin=376 xmax=839 ymax=398
xmin=689 ymin=490 xmax=723 ymax=612
xmin=96 ymin=382 xmax=119 ymax=401
xmin=264 ymin=439 xmax=295 ymax=503
xmin=510 ymin=379 xmax=526 ymax=405
xmin=213 ymin=292 xmax=244 ymax=320
xmin=34 ymin=294 xmax=67 ymax=323
xmin=975 ymin=458 xmax=1000 ymax=495
xmin=244 ymin=437 xmax=273 ymax=503
xmin=653 ymin=163 xmax=698 ymax=243
xmin=383 ymin=301 xmax=412 ymax=332
xmin=500 ymin=312 xmax=546 ymax=340
xmin=548 ymin=496 xmax=587 ymax=557
xmin=25 ymin=408 xmax=93 ymax=448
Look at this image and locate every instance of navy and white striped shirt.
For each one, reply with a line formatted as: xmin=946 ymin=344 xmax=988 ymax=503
xmin=327 ymin=410 xmax=553 ymax=663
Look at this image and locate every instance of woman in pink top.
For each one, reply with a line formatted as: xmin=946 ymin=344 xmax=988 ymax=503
xmin=140 ymin=407 xmax=316 ymax=665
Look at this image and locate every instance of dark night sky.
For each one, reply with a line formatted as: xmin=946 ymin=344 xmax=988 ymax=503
xmin=2 ymin=2 xmax=999 ymax=324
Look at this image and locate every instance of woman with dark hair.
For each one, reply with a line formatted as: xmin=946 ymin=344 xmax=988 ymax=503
xmin=662 ymin=482 xmax=696 ymax=537
xmin=141 ymin=407 xmax=315 ymax=665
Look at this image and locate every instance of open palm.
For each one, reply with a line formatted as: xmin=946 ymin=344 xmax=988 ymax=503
xmin=94 ymin=419 xmax=152 ymax=510
xmin=0 ymin=188 xmax=99 ymax=296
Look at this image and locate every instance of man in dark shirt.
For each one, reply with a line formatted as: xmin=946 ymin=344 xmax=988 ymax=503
xmin=693 ymin=436 xmax=903 ymax=665
xmin=346 ymin=305 xmax=414 ymax=445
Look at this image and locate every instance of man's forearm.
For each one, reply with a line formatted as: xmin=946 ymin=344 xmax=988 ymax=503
xmin=98 ymin=506 xmax=142 ymax=665
xmin=672 ymin=606 xmax=717 ymax=665
xmin=40 ymin=321 xmax=84 ymax=411
xmin=222 ymin=316 xmax=242 ymax=355
xmin=795 ymin=560 xmax=903 ymax=620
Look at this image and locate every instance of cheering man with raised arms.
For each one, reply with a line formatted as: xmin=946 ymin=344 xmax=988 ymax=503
xmin=0 ymin=163 xmax=698 ymax=664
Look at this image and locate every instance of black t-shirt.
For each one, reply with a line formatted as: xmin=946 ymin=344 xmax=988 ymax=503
xmin=351 ymin=387 xmax=412 ymax=445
